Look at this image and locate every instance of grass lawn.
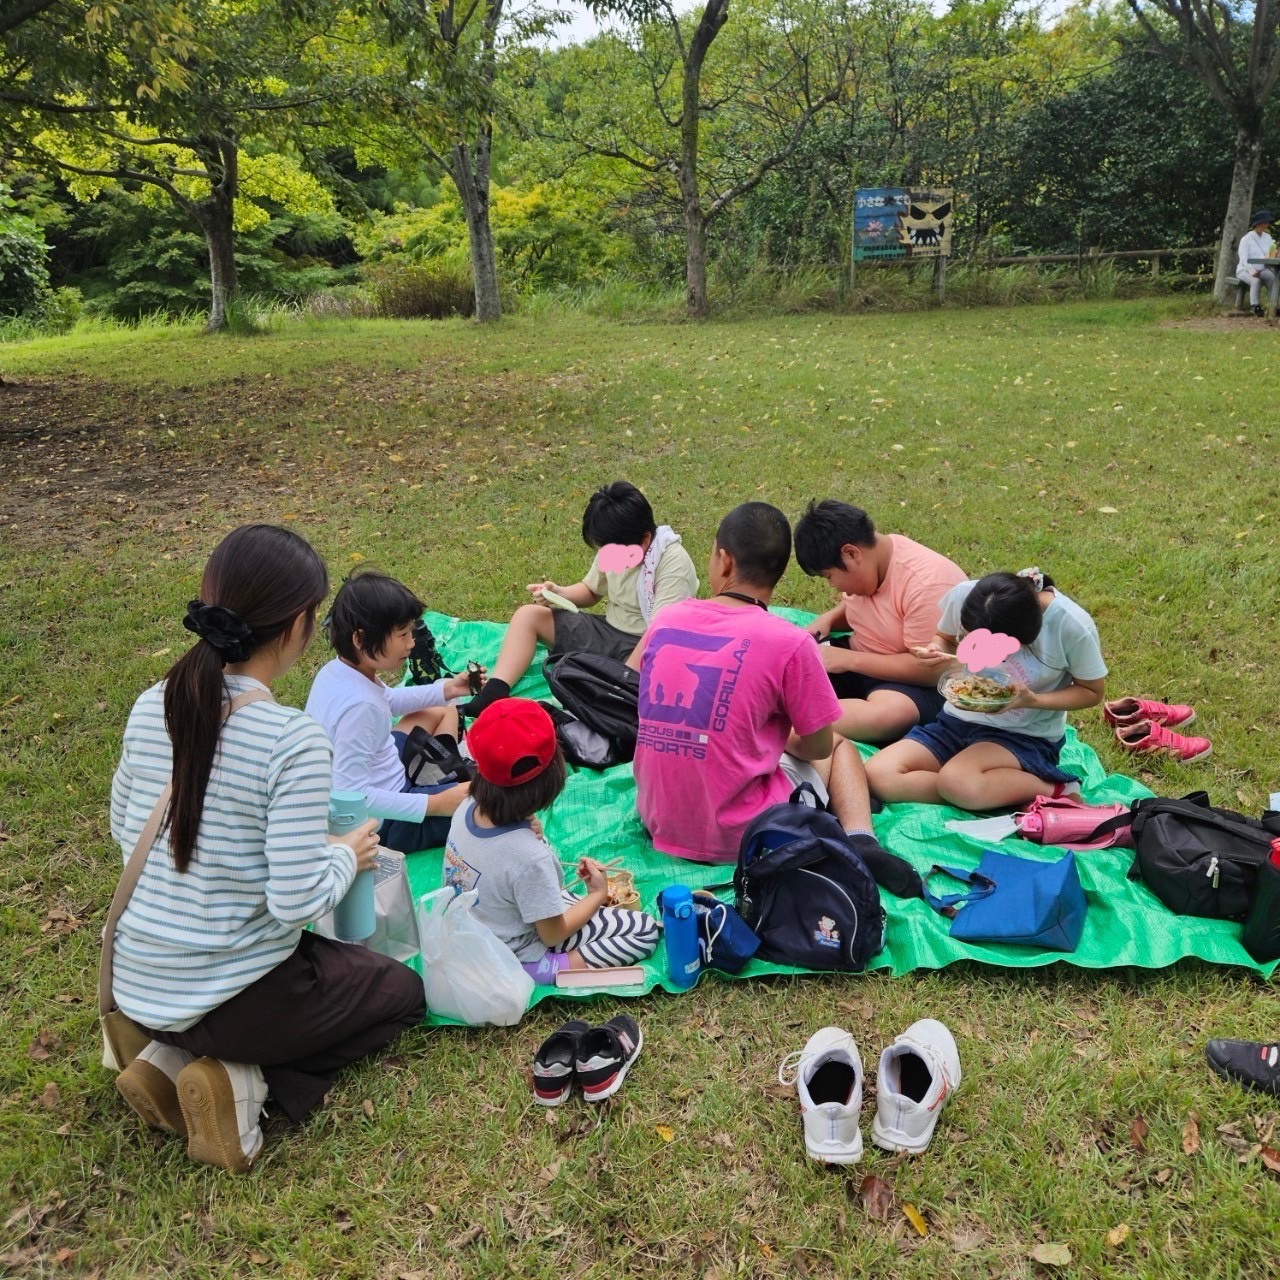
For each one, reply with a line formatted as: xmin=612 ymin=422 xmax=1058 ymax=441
xmin=4 ymin=298 xmax=1280 ymax=1277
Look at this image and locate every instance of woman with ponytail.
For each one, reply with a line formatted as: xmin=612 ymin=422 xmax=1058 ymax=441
xmin=108 ymin=525 xmax=425 ymax=1172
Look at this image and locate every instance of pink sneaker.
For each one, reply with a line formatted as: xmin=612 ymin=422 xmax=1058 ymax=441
xmin=1103 ymin=696 xmax=1195 ymax=729
xmin=1115 ymin=720 xmax=1211 ymax=764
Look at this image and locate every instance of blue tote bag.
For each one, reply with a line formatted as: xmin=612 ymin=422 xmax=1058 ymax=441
xmin=923 ymin=848 xmax=1087 ymax=953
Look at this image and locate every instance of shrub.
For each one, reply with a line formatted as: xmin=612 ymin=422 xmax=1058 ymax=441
xmin=38 ymin=286 xmax=83 ymax=333
xmin=365 ymin=263 xmax=475 ymax=319
xmin=301 ymin=287 xmax=378 ymax=321
xmin=0 ymin=206 xmax=51 ymax=316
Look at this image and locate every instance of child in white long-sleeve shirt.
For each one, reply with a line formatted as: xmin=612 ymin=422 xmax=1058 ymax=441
xmin=1237 ymin=209 xmax=1276 ymax=316
xmin=306 ymin=570 xmax=477 ymax=852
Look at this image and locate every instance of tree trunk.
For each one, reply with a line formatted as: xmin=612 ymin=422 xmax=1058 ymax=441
xmin=201 ymin=193 xmax=238 ymax=333
xmin=679 ymin=167 xmax=708 ymax=320
xmin=451 ymin=139 xmax=501 ymax=323
xmin=678 ymin=62 xmax=707 ymax=319
xmin=1215 ymin=120 xmax=1266 ymax=303
xmin=678 ymin=0 xmax=729 ymax=320
xmin=193 ymin=137 xmax=239 ymax=333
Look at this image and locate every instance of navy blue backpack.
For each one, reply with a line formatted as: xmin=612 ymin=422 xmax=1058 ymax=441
xmin=734 ymin=796 xmax=885 ymax=972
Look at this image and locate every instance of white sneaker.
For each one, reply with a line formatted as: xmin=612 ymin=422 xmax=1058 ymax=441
xmin=177 ymin=1057 xmax=269 ymax=1173
xmin=778 ymin=1027 xmax=864 ymax=1164
xmin=871 ymin=1018 xmax=960 ymax=1154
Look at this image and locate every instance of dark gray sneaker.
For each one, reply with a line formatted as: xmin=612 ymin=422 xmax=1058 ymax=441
xmin=576 ymin=1015 xmax=643 ymax=1103
xmin=532 ymin=1019 xmax=590 ymax=1106
xmin=1205 ymin=1038 xmax=1280 ymax=1095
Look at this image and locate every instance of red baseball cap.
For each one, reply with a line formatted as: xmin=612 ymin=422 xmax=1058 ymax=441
xmin=467 ymin=698 xmax=557 ymax=786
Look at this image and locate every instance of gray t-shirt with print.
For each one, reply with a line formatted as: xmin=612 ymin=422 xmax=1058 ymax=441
xmin=938 ymin=583 xmax=1108 ymax=741
xmin=441 ymin=799 xmax=565 ymax=961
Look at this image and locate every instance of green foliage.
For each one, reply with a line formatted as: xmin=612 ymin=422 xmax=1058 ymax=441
xmin=219 ymin=291 xmax=273 ymax=334
xmin=56 ymin=190 xmax=356 ymax=320
xmin=37 ymin=286 xmax=84 ymax=332
xmin=365 ymin=262 xmax=476 ymax=318
xmin=355 ymin=181 xmax=634 ymax=291
xmin=986 ymin=42 xmax=1280 ymax=252
xmin=0 ymin=203 xmax=51 ymax=316
xmin=0 ymin=0 xmax=1255 ymax=319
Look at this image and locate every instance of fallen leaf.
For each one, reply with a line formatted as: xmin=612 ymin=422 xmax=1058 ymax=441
xmin=27 ymin=1040 xmax=50 ymax=1063
xmin=248 ymin=1251 xmax=269 ymax=1265
xmin=858 ymin=1173 xmax=894 ymax=1220
xmin=902 ymin=1204 xmax=927 ymax=1237
xmin=3 ymin=1206 xmax=30 ymax=1232
xmin=756 ymin=1240 xmax=774 ymax=1259
xmin=1261 ymin=1145 xmax=1280 ymax=1174
xmin=1182 ymin=1111 xmax=1200 ymax=1156
xmin=448 ymin=1224 xmax=484 ymax=1250
xmin=361 ymin=1098 xmax=375 ymax=1120
xmin=537 ymin=1158 xmax=563 ymax=1185
xmin=1217 ymin=1123 xmax=1255 ymax=1155
xmin=1105 ymin=1223 xmax=1130 ymax=1248
xmin=40 ymin=1083 xmax=60 ymax=1110
xmin=948 ymin=1225 xmax=988 ymax=1254
xmin=1154 ymin=1167 xmax=1173 ymax=1184
xmin=655 ymin=1124 xmax=674 ymax=1143
xmin=1098 ymin=506 xmax=1119 ymax=514
xmin=712 ymin=1132 xmax=734 ymax=1150
xmin=1129 ymin=1115 xmax=1149 ymax=1154
xmin=1031 ymin=1242 xmax=1072 ymax=1266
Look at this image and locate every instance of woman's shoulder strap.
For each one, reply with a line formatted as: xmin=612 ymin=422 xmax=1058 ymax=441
xmin=225 ymin=687 xmax=274 ymax=716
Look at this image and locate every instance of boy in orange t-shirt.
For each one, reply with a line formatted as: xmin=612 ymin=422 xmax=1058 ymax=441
xmin=794 ymin=500 xmax=967 ymax=743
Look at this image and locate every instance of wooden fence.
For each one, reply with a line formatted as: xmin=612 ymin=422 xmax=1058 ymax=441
xmin=981 ymin=245 xmax=1216 ymax=280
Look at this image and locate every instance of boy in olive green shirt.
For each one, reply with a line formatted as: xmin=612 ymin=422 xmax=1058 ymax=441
xmin=463 ymin=481 xmax=698 ymax=716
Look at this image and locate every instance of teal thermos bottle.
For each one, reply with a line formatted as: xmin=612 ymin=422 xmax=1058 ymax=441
xmin=329 ymin=790 xmax=376 ymax=942
xmin=660 ymin=885 xmax=701 ymax=989
xmin=1243 ymin=838 xmax=1280 ymax=963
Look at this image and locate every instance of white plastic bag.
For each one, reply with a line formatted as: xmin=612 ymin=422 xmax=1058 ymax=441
xmin=315 ymin=848 xmax=420 ymax=964
xmin=416 ymin=888 xmax=534 ymax=1026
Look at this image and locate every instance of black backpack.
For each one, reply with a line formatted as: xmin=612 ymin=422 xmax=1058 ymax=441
xmin=543 ymin=651 xmax=639 ymax=762
xmin=407 ymin=619 xmax=452 ymax=686
xmin=1120 ymin=791 xmax=1280 ymax=920
xmin=537 ymin=701 xmax=620 ymax=771
xmin=734 ymin=796 xmax=885 ymax=972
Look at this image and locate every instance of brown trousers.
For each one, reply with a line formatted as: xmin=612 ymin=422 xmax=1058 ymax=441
xmin=153 ymin=931 xmax=425 ymax=1122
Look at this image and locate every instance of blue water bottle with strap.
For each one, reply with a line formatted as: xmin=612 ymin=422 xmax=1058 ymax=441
xmin=659 ymin=885 xmax=701 ymax=989
xmin=329 ymin=790 xmax=376 ymax=942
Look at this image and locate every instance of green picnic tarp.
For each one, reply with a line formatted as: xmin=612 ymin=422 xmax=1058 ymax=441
xmin=406 ymin=611 xmax=1276 ymax=1024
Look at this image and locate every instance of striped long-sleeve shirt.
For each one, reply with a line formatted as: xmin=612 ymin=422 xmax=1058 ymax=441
xmin=108 ymin=674 xmax=357 ymax=1031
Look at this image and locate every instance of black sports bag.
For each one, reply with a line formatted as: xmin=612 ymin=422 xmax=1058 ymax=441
xmin=543 ymin=651 xmax=639 ymax=762
xmin=1119 ymin=791 xmax=1280 ymax=920
xmin=537 ymin=701 xmax=620 ymax=771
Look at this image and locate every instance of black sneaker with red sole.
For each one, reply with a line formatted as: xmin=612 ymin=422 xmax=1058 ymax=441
xmin=532 ymin=1019 xmax=590 ymax=1106
xmin=575 ymin=1015 xmax=643 ymax=1103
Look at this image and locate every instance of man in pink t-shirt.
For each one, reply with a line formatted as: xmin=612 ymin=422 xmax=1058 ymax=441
xmin=794 ymin=500 xmax=967 ymax=744
xmin=633 ymin=502 xmax=883 ymax=865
